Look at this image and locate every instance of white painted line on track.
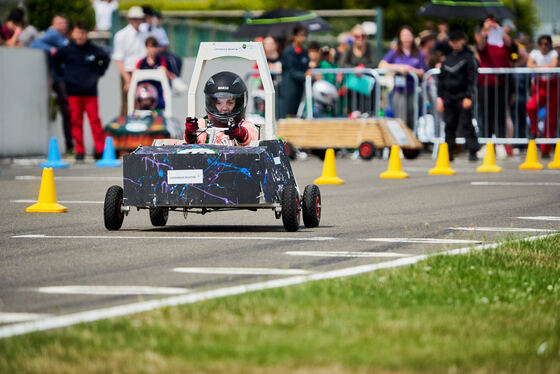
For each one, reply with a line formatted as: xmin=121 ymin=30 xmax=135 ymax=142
xmin=360 ymin=238 xmax=482 ymax=244
xmin=15 ymin=176 xmax=121 ymax=181
xmin=450 ymin=227 xmax=557 ymax=233
xmin=37 ymin=286 xmax=189 ymax=295
xmin=517 ymin=216 xmax=560 ymax=221
xmin=11 ymin=200 xmax=103 ymax=204
xmin=472 ymin=181 xmax=560 ymax=186
xmin=12 ymin=234 xmax=336 ymax=241
xmin=285 ymin=251 xmax=411 ymax=258
xmin=173 ymin=267 xmax=311 ymax=275
xmin=0 ymin=313 xmax=51 ymax=323
xmin=0 ymin=233 xmax=555 ymax=339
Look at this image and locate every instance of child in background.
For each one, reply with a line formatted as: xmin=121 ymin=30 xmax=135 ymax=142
xmin=54 ymin=21 xmax=109 ymax=160
xmin=135 ymin=36 xmax=167 ymax=110
xmin=437 ymin=28 xmax=480 ymax=161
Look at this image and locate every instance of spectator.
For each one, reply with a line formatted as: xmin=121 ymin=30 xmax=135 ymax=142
xmin=278 ymin=26 xmax=310 ymax=119
xmin=552 ymin=36 xmax=560 ymax=64
xmin=319 ymin=46 xmax=339 ymax=87
xmin=509 ymin=32 xmax=530 ymax=148
xmin=113 ymin=6 xmax=148 ymax=116
xmin=340 ymin=24 xmax=378 ymax=116
xmin=474 ymin=15 xmax=513 ymax=139
xmin=54 ymin=21 xmax=109 ymax=161
xmin=308 ymin=41 xmax=322 ymax=69
xmin=92 ymin=0 xmax=118 ymax=32
xmin=437 ymin=28 xmax=480 ymax=162
xmin=526 ymin=34 xmax=558 ymax=158
xmin=135 ymin=36 xmax=167 ymax=110
xmin=263 ymin=35 xmax=282 ymax=73
xmin=379 ymin=26 xmax=427 ymax=130
xmin=30 ymin=14 xmax=73 ymax=154
xmin=140 ymin=7 xmax=169 ymax=48
xmin=340 ymin=25 xmax=378 ymax=69
xmin=1 ymin=7 xmax=24 ymax=47
xmin=335 ymin=31 xmax=352 ymax=65
xmin=418 ymin=30 xmax=436 ymax=67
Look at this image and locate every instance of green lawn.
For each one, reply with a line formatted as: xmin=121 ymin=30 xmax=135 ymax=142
xmin=1 ymin=235 xmax=559 ymax=373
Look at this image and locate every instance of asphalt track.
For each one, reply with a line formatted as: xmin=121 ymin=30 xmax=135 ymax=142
xmin=1 ymin=152 xmax=559 ymax=334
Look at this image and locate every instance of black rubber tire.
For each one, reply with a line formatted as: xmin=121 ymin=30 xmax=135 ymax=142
xmin=149 ymin=207 xmax=169 ymax=226
xmin=104 ymin=185 xmax=124 ymax=230
xmin=302 ymin=184 xmax=321 ymax=228
xmin=284 ymin=141 xmax=296 ymax=160
xmin=402 ymin=148 xmax=421 ymax=160
xmin=359 ymin=141 xmax=376 ymax=160
xmin=281 ymin=185 xmax=300 ymax=232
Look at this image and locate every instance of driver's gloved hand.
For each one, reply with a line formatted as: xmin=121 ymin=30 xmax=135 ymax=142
xmin=184 ymin=117 xmax=199 ymax=143
xmin=224 ymin=121 xmax=248 ymax=143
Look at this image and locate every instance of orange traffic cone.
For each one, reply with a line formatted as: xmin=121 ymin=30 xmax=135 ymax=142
xmin=519 ymin=139 xmax=543 ymax=170
xmin=26 ymin=168 xmax=68 ymax=213
xmin=380 ymin=145 xmax=409 ymax=179
xmin=547 ymin=141 xmax=560 ymax=169
xmin=314 ymin=148 xmax=344 ymax=184
xmin=476 ymin=143 xmax=502 ymax=173
xmin=429 ymin=142 xmax=456 ymax=175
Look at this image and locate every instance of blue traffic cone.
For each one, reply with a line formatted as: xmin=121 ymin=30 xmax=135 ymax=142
xmin=40 ymin=137 xmax=69 ymax=168
xmin=95 ymin=137 xmax=121 ymax=167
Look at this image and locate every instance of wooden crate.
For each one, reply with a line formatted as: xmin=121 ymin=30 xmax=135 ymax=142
xmin=277 ymin=118 xmax=386 ymax=149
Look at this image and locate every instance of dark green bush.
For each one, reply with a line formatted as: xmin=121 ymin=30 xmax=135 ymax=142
xmin=27 ymin=0 xmax=95 ymax=31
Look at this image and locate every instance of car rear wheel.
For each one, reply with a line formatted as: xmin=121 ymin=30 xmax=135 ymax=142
xmin=104 ymin=185 xmax=124 ymax=230
xmin=281 ymin=185 xmax=300 ymax=232
xmin=358 ymin=141 xmax=376 ymax=160
xmin=149 ymin=207 xmax=169 ymax=226
xmin=302 ymin=184 xmax=321 ymax=228
xmin=402 ymin=148 xmax=420 ymax=159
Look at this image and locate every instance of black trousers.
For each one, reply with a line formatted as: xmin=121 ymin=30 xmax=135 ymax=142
xmin=52 ymin=80 xmax=73 ymax=151
xmin=444 ymin=99 xmax=479 ymax=153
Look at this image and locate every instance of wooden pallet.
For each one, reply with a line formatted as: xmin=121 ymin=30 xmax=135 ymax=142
xmin=277 ymin=118 xmax=386 ymax=149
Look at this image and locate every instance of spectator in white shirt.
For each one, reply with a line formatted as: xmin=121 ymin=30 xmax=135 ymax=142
xmin=112 ymin=6 xmax=147 ymax=116
xmin=92 ymin=0 xmax=118 ymax=32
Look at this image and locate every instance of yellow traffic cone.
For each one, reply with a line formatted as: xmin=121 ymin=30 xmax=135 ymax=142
xmin=547 ymin=141 xmax=560 ymax=169
xmin=26 ymin=168 xmax=68 ymax=213
xmin=429 ymin=142 xmax=456 ymax=175
xmin=519 ymin=139 xmax=543 ymax=170
xmin=476 ymin=143 xmax=502 ymax=173
xmin=380 ymin=145 xmax=409 ymax=179
xmin=314 ymin=148 xmax=344 ymax=184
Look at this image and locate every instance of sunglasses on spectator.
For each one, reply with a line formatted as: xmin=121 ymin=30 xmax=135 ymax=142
xmin=539 ymin=42 xmax=550 ymax=46
xmin=353 ymin=34 xmax=366 ymax=39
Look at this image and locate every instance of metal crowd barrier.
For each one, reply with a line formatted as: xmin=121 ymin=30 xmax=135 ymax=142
xmin=245 ymin=68 xmax=422 ymax=129
xmin=421 ymin=67 xmax=560 ymax=146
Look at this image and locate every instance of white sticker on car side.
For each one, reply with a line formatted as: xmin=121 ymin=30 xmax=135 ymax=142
xmin=167 ymin=169 xmax=203 ymax=184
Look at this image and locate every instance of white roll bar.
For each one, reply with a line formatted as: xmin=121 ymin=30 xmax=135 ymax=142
xmin=187 ymin=42 xmax=276 ymax=140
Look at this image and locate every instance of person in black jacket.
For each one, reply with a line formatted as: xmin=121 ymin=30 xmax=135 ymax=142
xmin=54 ymin=21 xmax=110 ymax=161
xmin=437 ymin=28 xmax=480 ymax=161
xmin=278 ymin=26 xmax=310 ymax=118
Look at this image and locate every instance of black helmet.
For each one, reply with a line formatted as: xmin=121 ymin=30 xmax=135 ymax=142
xmin=204 ymin=71 xmax=247 ymax=125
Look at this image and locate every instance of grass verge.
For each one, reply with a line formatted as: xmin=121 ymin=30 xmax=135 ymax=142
xmin=1 ymin=235 xmax=559 ymax=373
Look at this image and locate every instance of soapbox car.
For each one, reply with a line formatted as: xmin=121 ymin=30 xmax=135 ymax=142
xmin=103 ymin=69 xmax=183 ymax=155
xmin=103 ymin=42 xmax=321 ymax=232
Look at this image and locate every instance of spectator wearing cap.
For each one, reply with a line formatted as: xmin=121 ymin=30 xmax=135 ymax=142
xmin=31 ymin=14 xmax=74 ymax=154
xmin=113 ymin=6 xmax=148 ymax=116
xmin=437 ymin=28 xmax=480 ymax=162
